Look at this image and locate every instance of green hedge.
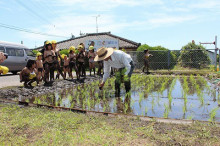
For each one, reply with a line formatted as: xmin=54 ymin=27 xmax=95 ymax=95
xmin=137 ymin=44 xmax=177 ymax=70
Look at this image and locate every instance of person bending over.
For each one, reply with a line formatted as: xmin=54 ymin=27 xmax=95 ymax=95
xmin=95 ymin=47 xmax=135 ymax=97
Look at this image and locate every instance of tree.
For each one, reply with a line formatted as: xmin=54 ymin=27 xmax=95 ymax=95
xmin=178 ymin=42 xmax=211 ymax=69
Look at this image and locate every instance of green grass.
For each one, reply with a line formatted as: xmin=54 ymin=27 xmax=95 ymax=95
xmin=1 ymin=104 xmax=220 ymax=145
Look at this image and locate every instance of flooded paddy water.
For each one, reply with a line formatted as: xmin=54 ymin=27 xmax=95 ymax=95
xmin=19 ymin=74 xmax=220 ymax=122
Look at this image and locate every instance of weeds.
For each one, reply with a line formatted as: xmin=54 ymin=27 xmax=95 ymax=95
xmin=209 ymin=107 xmax=219 ymax=122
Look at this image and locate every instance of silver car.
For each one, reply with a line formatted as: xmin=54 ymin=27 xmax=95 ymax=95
xmin=0 ymin=41 xmax=36 ymax=75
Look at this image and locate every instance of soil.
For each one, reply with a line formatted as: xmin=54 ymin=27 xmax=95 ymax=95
xmin=0 ymin=76 xmax=101 ymax=100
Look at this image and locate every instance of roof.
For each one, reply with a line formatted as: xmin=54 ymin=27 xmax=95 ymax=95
xmin=0 ymin=41 xmax=29 ymax=49
xmin=35 ymin=32 xmax=141 ymax=50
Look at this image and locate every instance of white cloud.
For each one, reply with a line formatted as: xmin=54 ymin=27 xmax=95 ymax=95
xmin=53 ymin=0 xmax=163 ymax=11
xmin=190 ymin=0 xmax=220 ymax=9
xmin=148 ymin=15 xmax=197 ymax=25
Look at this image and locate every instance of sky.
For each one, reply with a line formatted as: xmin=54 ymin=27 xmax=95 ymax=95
xmin=0 ymin=0 xmax=220 ymax=50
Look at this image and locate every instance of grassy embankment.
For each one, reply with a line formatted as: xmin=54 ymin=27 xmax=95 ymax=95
xmin=0 ymin=104 xmax=220 ymax=145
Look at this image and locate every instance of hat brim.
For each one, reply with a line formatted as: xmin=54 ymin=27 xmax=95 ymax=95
xmin=94 ymin=48 xmax=114 ymax=61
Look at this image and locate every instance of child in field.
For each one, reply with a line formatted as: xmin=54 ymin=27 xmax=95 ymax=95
xmin=88 ymin=46 xmax=96 ymax=76
xmin=69 ymin=46 xmax=79 ymax=79
xmin=36 ymin=52 xmax=44 ymax=84
xmin=63 ymin=55 xmax=72 ymax=79
xmin=20 ymin=60 xmax=37 ymax=88
xmin=143 ymin=49 xmax=153 ymax=74
xmin=77 ymin=45 xmax=86 ymax=78
xmin=43 ymin=41 xmax=55 ymax=84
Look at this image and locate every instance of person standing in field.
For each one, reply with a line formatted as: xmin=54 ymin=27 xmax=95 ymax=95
xmin=51 ymin=40 xmax=65 ymax=80
xmin=143 ymin=49 xmax=153 ymax=74
xmin=77 ymin=45 xmax=86 ymax=78
xmin=68 ymin=46 xmax=79 ymax=80
xmin=36 ymin=52 xmax=44 ymax=84
xmin=63 ymin=55 xmax=72 ymax=79
xmin=43 ymin=41 xmax=55 ymax=84
xmin=95 ymin=47 xmax=135 ymax=97
xmin=88 ymin=46 xmax=96 ymax=76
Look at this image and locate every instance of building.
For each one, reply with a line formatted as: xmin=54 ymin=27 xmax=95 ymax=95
xmin=35 ymin=32 xmax=141 ymax=51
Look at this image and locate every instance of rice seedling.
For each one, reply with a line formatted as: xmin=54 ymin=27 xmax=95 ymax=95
xmin=187 ymin=115 xmax=193 ymax=120
xmin=87 ymin=98 xmax=91 ymax=110
xmin=208 ymin=107 xmax=219 ymax=122
xmin=70 ymin=101 xmax=75 ymax=108
xmin=103 ymin=104 xmax=106 ymax=112
xmin=76 ymin=95 xmax=80 ymax=105
xmin=145 ymin=106 xmax=148 ymax=116
xmin=139 ymin=92 xmax=144 ymax=104
xmin=113 ymin=98 xmax=117 ymax=108
xmin=198 ymin=93 xmax=204 ymax=106
xmin=124 ymin=102 xmax=128 ymax=114
xmin=25 ymin=98 xmax=29 ymax=103
xmin=95 ymin=92 xmax=99 ymax=99
xmin=82 ymin=99 xmax=86 ymax=110
xmin=130 ymin=98 xmax=135 ymax=107
xmin=163 ymin=103 xmax=170 ymax=118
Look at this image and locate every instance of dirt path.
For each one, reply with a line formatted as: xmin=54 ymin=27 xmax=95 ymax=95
xmin=0 ymin=74 xmax=22 ymax=88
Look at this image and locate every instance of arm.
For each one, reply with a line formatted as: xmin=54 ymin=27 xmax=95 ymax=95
xmin=122 ymin=54 xmax=131 ymax=75
xmin=99 ymin=61 xmax=111 ymax=89
xmin=0 ymin=52 xmax=5 ymax=63
xmin=103 ymin=61 xmax=111 ymax=82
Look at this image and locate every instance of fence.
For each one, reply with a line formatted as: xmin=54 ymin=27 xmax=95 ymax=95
xmin=126 ymin=49 xmax=217 ymax=72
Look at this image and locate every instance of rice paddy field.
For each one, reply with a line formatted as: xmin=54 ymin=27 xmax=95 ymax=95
xmin=18 ymin=74 xmax=220 ymax=122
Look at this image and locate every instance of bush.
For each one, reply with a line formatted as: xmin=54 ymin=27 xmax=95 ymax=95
xmin=178 ymin=42 xmax=211 ymax=69
xmin=137 ymin=44 xmax=177 ymax=70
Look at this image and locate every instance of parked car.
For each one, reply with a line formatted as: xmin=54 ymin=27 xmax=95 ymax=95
xmin=0 ymin=41 xmax=36 ymax=75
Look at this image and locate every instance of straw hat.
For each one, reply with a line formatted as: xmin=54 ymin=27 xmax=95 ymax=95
xmin=94 ymin=47 xmax=114 ymax=61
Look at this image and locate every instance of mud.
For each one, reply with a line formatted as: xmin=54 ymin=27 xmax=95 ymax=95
xmin=0 ymin=76 xmax=101 ymax=100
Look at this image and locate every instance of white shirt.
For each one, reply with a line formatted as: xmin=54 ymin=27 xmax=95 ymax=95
xmin=103 ymin=50 xmax=132 ymax=82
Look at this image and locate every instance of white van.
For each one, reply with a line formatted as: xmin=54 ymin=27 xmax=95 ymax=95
xmin=0 ymin=41 xmax=36 ymax=75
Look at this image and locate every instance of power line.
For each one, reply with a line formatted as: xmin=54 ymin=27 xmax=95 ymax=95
xmin=14 ymin=0 xmax=54 ymax=26
xmin=0 ymin=23 xmax=69 ymax=38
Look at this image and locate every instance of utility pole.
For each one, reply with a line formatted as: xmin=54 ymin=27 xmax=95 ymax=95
xmin=200 ymin=36 xmax=218 ymax=71
xmin=93 ymin=15 xmax=100 ymax=33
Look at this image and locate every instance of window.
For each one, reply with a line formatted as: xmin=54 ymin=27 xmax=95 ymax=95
xmin=25 ymin=49 xmax=35 ymax=57
xmin=6 ymin=47 xmax=24 ymax=57
xmin=0 ymin=46 xmax=5 ymax=53
xmin=6 ymin=47 xmax=16 ymax=56
xmin=15 ymin=49 xmax=24 ymax=57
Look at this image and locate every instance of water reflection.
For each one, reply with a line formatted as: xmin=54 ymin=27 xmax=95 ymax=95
xmin=21 ymin=75 xmax=220 ymax=122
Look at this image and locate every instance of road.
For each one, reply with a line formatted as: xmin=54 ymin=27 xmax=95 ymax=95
xmin=0 ymin=73 xmax=22 ymax=88
xmin=0 ymin=71 xmax=95 ymax=88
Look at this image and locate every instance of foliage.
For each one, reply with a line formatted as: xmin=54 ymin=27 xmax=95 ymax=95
xmin=178 ymin=42 xmax=211 ymax=69
xmin=137 ymin=44 xmax=177 ymax=70
xmin=32 ymin=49 xmax=39 ymax=55
xmin=59 ymin=49 xmax=69 ymax=55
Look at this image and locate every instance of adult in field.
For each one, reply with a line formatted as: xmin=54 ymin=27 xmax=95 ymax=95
xmin=95 ymin=47 xmax=135 ymax=96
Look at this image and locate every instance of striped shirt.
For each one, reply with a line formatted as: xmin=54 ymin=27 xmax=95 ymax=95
xmin=103 ymin=50 xmax=132 ymax=82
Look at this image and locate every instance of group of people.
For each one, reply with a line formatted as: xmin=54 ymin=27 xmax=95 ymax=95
xmin=19 ymin=40 xmax=105 ymax=88
xmin=1 ymin=40 xmax=147 ymax=95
